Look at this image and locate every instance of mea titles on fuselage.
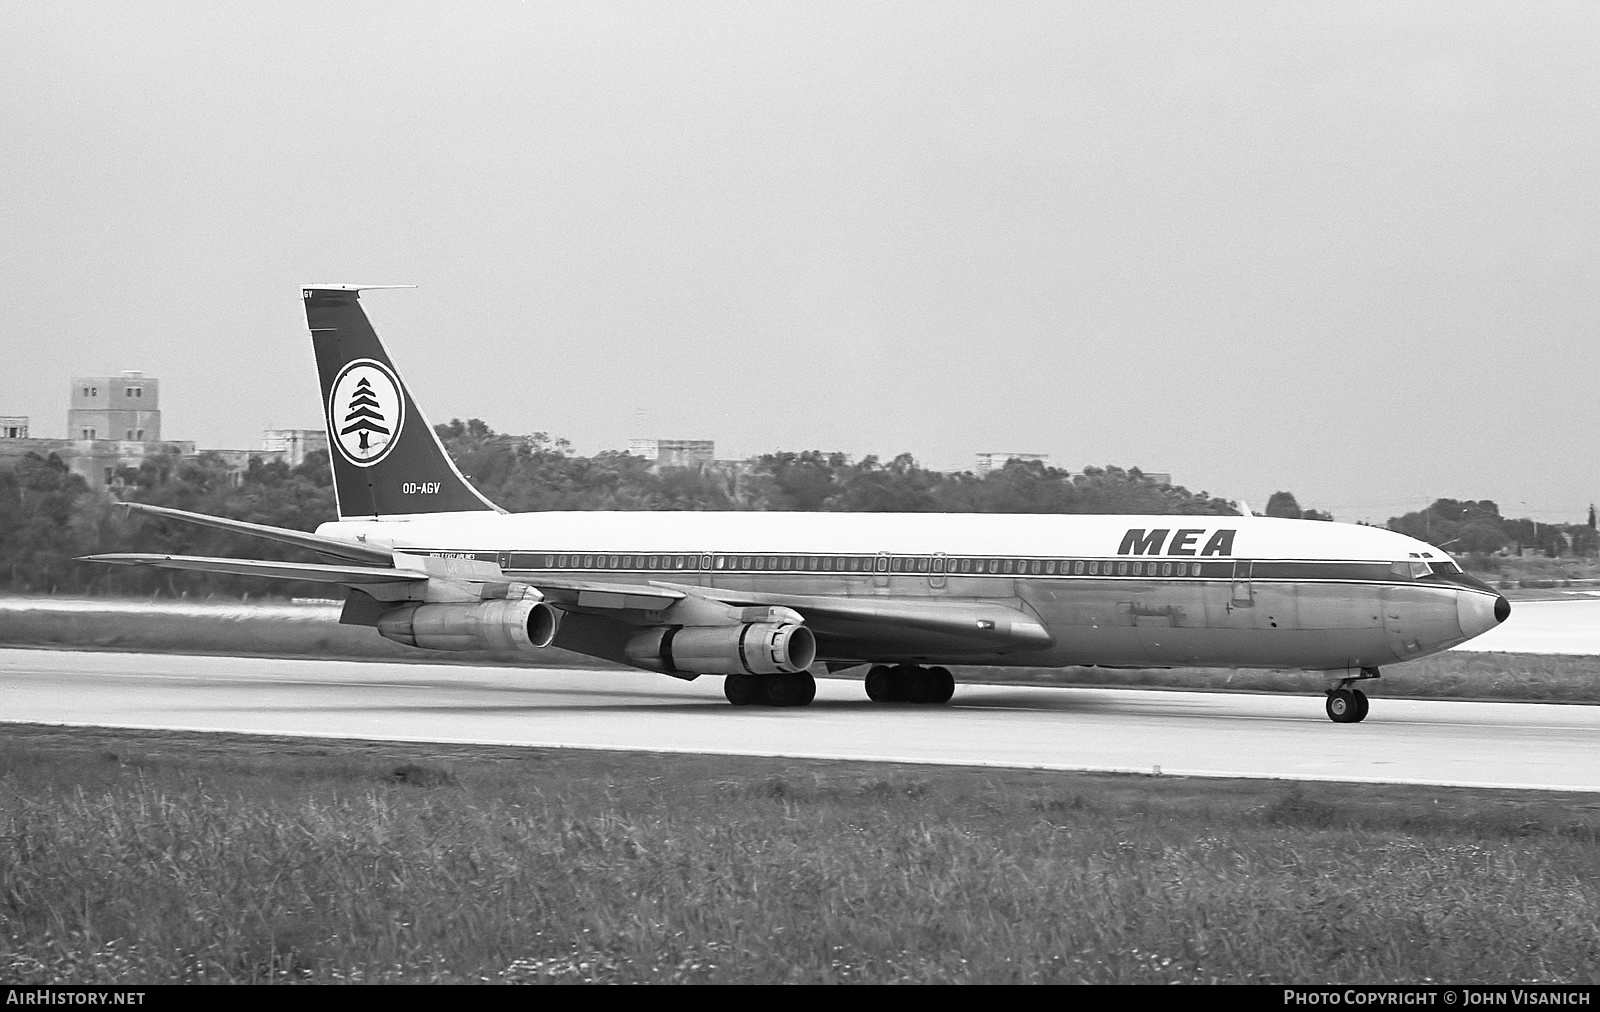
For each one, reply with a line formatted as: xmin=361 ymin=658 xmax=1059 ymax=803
xmin=85 ymin=285 xmax=1510 ymax=723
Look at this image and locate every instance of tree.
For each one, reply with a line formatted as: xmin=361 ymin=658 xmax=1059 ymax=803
xmin=756 ymin=451 xmax=842 ymax=511
xmin=1265 ymin=492 xmax=1302 ymax=519
xmin=0 ymin=453 xmax=93 ymax=592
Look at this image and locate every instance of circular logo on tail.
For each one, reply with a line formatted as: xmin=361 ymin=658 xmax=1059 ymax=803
xmin=329 ymin=359 xmax=405 ymax=467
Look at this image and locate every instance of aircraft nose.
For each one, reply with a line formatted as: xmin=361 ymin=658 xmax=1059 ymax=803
xmin=1457 ymin=591 xmax=1511 ymax=640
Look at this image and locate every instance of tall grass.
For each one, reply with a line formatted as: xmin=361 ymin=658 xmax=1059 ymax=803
xmin=0 ymin=727 xmax=1595 ymax=983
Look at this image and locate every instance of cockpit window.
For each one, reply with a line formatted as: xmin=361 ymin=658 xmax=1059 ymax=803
xmin=1389 ymin=561 xmax=1432 ymax=579
xmin=1429 ymin=560 xmax=1462 ymax=575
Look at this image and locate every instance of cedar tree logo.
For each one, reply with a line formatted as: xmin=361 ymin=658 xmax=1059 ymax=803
xmin=329 ymin=359 xmax=404 ymax=467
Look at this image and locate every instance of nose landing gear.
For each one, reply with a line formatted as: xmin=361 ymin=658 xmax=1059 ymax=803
xmin=1326 ymin=687 xmax=1369 ymax=723
xmin=1325 ymin=666 xmax=1379 ymax=723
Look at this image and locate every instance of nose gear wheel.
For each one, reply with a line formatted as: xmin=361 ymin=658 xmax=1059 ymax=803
xmin=1326 ymin=687 xmax=1368 ymax=723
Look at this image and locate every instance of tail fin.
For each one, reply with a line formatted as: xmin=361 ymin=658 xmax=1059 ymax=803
xmin=303 ymin=285 xmax=501 ymax=519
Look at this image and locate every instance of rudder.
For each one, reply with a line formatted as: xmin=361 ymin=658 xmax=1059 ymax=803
xmin=303 ymin=285 xmax=501 ymax=519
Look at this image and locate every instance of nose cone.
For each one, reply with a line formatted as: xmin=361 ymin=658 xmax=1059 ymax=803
xmin=1458 ymin=592 xmax=1511 ymax=641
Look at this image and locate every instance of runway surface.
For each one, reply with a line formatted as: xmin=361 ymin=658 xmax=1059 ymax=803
xmin=2 ymin=648 xmax=1595 ymax=792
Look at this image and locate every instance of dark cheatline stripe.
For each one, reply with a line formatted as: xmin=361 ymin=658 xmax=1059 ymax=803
xmin=396 ymin=550 xmax=1440 ymax=587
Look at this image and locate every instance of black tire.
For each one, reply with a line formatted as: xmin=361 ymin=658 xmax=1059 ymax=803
xmin=723 ymin=674 xmax=758 ymax=706
xmin=926 ymin=666 xmax=955 ymax=704
xmin=789 ymin=672 xmax=816 ymax=707
xmin=864 ymin=665 xmax=896 ymax=702
xmin=892 ymin=664 xmax=919 ymax=701
xmin=759 ymin=674 xmax=797 ymax=707
xmin=1326 ymin=688 xmax=1359 ymax=723
xmin=1352 ymin=689 xmax=1369 ymax=723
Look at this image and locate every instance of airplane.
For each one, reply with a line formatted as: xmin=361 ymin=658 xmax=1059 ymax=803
xmin=84 ymin=284 xmax=1511 ymax=723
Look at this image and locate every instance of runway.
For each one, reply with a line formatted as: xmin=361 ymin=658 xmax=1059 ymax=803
xmin=2 ymin=648 xmax=1595 ymax=792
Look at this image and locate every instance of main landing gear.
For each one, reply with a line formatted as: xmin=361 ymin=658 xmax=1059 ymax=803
xmin=723 ymin=671 xmax=816 ymax=707
xmin=864 ymin=664 xmax=956 ymax=704
xmin=1325 ymin=666 xmax=1380 ymax=723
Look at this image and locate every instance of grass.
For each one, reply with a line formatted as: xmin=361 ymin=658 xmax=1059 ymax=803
xmin=964 ymin=651 xmax=1600 ymax=703
xmin=0 ymin=725 xmax=1596 ymax=984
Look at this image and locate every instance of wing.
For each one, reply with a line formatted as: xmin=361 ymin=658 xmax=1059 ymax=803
xmin=82 ymin=553 xmax=427 ymax=584
xmin=650 ymin=582 xmax=1053 ymax=658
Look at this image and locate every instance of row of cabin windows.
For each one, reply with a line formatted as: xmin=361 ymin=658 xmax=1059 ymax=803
xmin=524 ymin=553 xmax=1210 ymax=578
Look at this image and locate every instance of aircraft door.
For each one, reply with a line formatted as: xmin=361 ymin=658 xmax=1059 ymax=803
xmin=874 ymin=552 xmax=891 ymax=590
xmin=930 ymin=553 xmax=947 ymax=591
xmin=1230 ymin=559 xmax=1254 ymax=609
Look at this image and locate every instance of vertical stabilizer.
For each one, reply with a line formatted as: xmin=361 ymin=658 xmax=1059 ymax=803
xmin=303 ymin=285 xmax=501 ymax=519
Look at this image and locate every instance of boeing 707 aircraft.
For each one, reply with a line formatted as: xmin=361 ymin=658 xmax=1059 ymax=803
xmin=85 ymin=285 xmax=1511 ymax=722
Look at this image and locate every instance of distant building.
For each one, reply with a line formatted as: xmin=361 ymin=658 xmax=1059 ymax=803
xmin=260 ymin=428 xmax=328 ymax=468
xmin=0 ymin=375 xmax=189 ymax=485
xmin=975 ymin=451 xmax=1050 ymax=474
xmin=628 ymin=437 xmax=716 ymax=470
xmin=208 ymin=429 xmax=331 ymax=483
xmin=0 ymin=434 xmax=194 ymax=486
xmin=68 ymin=371 xmax=160 ymax=442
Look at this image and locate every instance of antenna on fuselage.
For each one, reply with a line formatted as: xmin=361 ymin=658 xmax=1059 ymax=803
xmin=1236 ymin=499 xmax=1254 ymax=517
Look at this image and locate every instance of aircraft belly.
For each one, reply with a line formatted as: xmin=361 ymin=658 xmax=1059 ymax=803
xmin=1024 ymin=579 xmax=1401 ymax=671
xmin=526 ymin=572 xmax=1430 ymax=671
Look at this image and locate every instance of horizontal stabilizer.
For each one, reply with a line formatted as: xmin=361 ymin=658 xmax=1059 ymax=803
xmin=119 ymin=502 xmax=393 ymax=566
xmin=81 ymin=553 xmax=426 ymax=585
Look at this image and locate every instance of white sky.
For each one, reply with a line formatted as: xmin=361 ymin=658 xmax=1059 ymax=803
xmin=2 ymin=2 xmax=1595 ymax=522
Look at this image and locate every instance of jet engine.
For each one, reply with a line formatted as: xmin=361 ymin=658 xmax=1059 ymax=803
xmin=624 ymin=621 xmax=816 ymax=676
xmin=376 ymin=598 xmax=560 ymax=653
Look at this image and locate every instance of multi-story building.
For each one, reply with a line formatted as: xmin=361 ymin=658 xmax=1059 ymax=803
xmin=627 ymin=437 xmax=716 ymax=470
xmin=68 ymin=371 xmax=160 ymax=443
xmin=0 ymin=416 xmax=27 ymax=439
xmin=260 ymin=428 xmax=329 ymax=468
xmin=974 ymin=451 xmax=1050 ymax=474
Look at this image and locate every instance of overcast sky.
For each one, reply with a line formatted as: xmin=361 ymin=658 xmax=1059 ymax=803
xmin=2 ymin=2 xmax=1595 ymax=521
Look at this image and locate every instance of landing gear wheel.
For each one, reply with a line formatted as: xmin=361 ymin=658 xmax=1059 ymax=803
xmin=865 ymin=665 xmax=898 ymax=702
xmin=925 ymin=666 xmax=955 ymax=704
xmin=724 ymin=674 xmax=758 ymax=706
xmin=788 ymin=671 xmax=816 ymax=707
xmin=1326 ymin=688 xmax=1363 ymax=723
xmin=1352 ymin=689 xmax=1369 ymax=722
xmin=758 ymin=672 xmax=816 ymax=707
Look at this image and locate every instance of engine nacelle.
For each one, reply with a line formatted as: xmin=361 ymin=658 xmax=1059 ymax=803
xmin=625 ymin=622 xmax=816 ymax=676
xmin=376 ymin=599 xmax=560 ymax=653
